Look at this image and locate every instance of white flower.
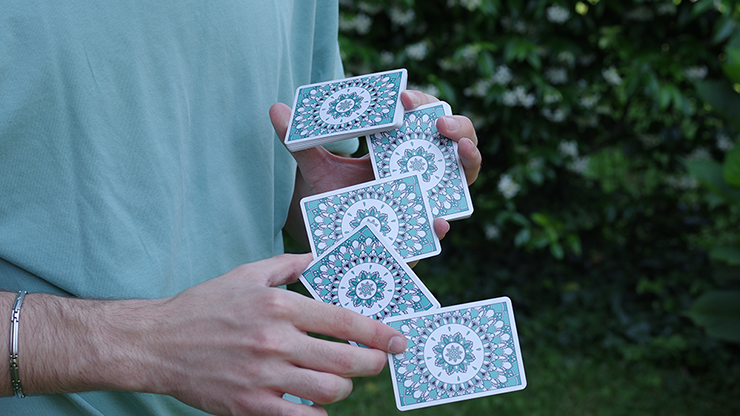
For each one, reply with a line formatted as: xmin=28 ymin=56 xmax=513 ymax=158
xmin=558 ymin=140 xmax=579 ymax=158
xmin=389 ymin=7 xmax=415 ymax=25
xmin=514 ymin=86 xmax=536 ymax=108
xmin=406 ymin=42 xmax=429 ymax=60
xmin=687 ymin=147 xmax=711 ymax=160
xmin=567 ymin=156 xmax=590 ymax=174
xmin=527 ymin=157 xmax=544 ymax=171
xmin=716 ymin=133 xmax=736 ymax=152
xmin=665 ymin=175 xmax=699 ymax=190
xmin=557 ymin=51 xmax=576 ymax=66
xmin=339 ymin=13 xmax=372 ymax=35
xmin=545 ymin=67 xmax=568 ymax=84
xmin=502 ymin=86 xmax=536 ymax=108
xmin=502 ymin=90 xmax=519 ymax=107
xmin=379 ymin=51 xmax=394 ymax=66
xmin=354 ymin=14 xmax=372 ymax=35
xmin=542 ymin=107 xmax=567 ymax=123
xmin=579 ymin=94 xmax=601 ymax=109
xmin=492 ymin=65 xmax=513 ymax=85
xmin=464 ymin=79 xmax=492 ymax=97
xmin=460 ymin=44 xmax=481 ymax=62
xmin=546 ymin=5 xmax=571 ymax=24
xmin=602 ymin=66 xmax=622 ymax=86
xmin=438 ymin=58 xmax=456 ymax=72
xmin=484 ymin=224 xmax=501 ymax=240
xmin=684 ymin=66 xmax=708 ymax=81
xmin=544 ymin=91 xmax=562 ymax=104
xmin=498 ymin=174 xmax=521 ymax=199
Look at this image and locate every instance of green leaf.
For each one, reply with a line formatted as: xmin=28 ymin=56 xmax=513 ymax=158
xmin=695 ymin=79 xmax=740 ymax=131
xmin=691 ymin=0 xmax=715 ymax=17
xmin=724 ymin=145 xmax=740 ymax=188
xmin=686 ymin=291 xmax=740 ymax=343
xmin=549 ymin=242 xmax=565 ymax=260
xmin=531 ymin=212 xmax=550 ymax=227
xmin=514 ymin=228 xmax=531 ymax=247
xmin=710 ymin=246 xmax=740 ymax=266
xmin=712 ymin=14 xmax=736 ymax=44
xmin=685 ymin=159 xmax=740 ymax=206
xmin=566 ymin=234 xmax=582 ymax=256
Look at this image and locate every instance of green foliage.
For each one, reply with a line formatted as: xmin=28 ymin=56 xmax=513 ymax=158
xmin=335 ymin=0 xmax=740 ymax=395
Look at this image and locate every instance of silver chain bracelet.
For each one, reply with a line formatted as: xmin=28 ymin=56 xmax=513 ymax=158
xmin=9 ymin=290 xmax=27 ymax=398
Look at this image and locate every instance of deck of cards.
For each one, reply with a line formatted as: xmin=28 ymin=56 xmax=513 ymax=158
xmin=288 ymin=69 xmax=526 ymax=410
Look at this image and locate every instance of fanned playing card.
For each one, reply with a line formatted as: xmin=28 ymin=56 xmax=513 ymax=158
xmin=300 ymin=224 xmax=440 ymax=327
xmin=285 ymin=69 xmax=408 ymax=151
xmin=385 ymin=297 xmax=527 ymax=411
xmin=300 ymin=173 xmax=441 ymax=262
xmin=366 ymin=101 xmax=473 ymax=221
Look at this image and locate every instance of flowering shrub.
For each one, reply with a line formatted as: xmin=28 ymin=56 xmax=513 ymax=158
xmin=337 ymin=0 xmax=740 ymax=376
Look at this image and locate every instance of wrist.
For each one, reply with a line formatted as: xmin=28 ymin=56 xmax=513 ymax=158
xmin=14 ymin=294 xmax=166 ymax=396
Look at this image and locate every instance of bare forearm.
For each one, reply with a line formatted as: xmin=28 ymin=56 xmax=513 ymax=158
xmin=0 ymin=291 xmax=163 ymax=397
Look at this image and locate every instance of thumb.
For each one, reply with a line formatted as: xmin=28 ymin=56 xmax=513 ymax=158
xmin=269 ymin=102 xmax=332 ymax=177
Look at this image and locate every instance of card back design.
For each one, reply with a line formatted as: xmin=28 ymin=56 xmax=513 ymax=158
xmin=386 ymin=297 xmax=526 ymax=411
xmin=367 ymin=102 xmax=473 ymax=221
xmin=285 ymin=69 xmax=408 ymax=151
xmin=300 ymin=225 xmax=440 ymax=323
xmin=300 ymin=173 xmax=441 ymax=262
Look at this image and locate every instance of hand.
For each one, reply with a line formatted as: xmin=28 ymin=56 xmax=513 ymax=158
xmin=271 ymin=90 xmax=482 ymax=240
xmin=145 ymin=254 xmax=407 ymax=415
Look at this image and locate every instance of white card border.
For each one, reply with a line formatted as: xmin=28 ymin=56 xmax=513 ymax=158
xmin=385 ymin=296 xmax=527 ymax=411
xmin=285 ymin=69 xmax=408 ymax=152
xmin=365 ymin=101 xmax=474 ymax=221
xmin=298 ymin=223 xmax=441 ymax=320
xmin=299 ymin=172 xmax=442 ymax=263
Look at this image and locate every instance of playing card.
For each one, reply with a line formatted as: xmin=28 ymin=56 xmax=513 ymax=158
xmin=367 ymin=101 xmax=474 ymax=221
xmin=285 ymin=69 xmax=408 ymax=151
xmin=385 ymin=297 xmax=526 ymax=411
xmin=299 ymin=224 xmax=440 ymax=326
xmin=300 ymin=173 xmax=441 ymax=262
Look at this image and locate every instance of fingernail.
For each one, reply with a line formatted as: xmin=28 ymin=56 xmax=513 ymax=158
xmin=389 ymin=336 xmax=407 ymax=354
xmin=440 ymin=116 xmax=459 ymax=132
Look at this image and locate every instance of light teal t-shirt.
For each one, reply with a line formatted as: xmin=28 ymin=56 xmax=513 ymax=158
xmin=0 ymin=0 xmax=351 ymax=414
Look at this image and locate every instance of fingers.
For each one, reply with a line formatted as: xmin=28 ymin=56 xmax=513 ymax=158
xmin=290 ymin=335 xmax=389 ymax=378
xmin=437 ymin=115 xmax=478 ymax=146
xmin=279 ymin=368 xmax=354 ymax=405
xmin=400 ymin=89 xmax=439 ymax=110
xmin=269 ymin=102 xmax=292 ymax=142
xmin=434 ymin=218 xmax=450 ymax=240
xmin=292 ymin=297 xmax=407 ymax=356
xmin=457 ymin=137 xmax=482 ymax=185
xmin=401 ymin=91 xmax=481 ymax=185
xmin=239 ymin=253 xmax=314 ymax=287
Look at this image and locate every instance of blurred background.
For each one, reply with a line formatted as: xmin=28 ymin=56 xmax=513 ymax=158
xmin=290 ymin=0 xmax=740 ymax=414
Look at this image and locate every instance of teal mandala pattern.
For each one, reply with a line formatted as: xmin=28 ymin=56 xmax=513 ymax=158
xmin=434 ymin=332 xmax=476 ymax=375
xmin=369 ymin=103 xmax=472 ymax=219
xmin=302 ymin=174 xmax=438 ymax=261
xmin=397 ymin=146 xmax=439 ymax=182
xmin=387 ymin=301 xmax=524 ymax=407
xmin=287 ymin=70 xmax=404 ymax=142
xmin=349 ymin=206 xmax=391 ymax=236
xmin=346 ymin=271 xmax=387 ymax=308
xmin=300 ymin=225 xmax=439 ymax=321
